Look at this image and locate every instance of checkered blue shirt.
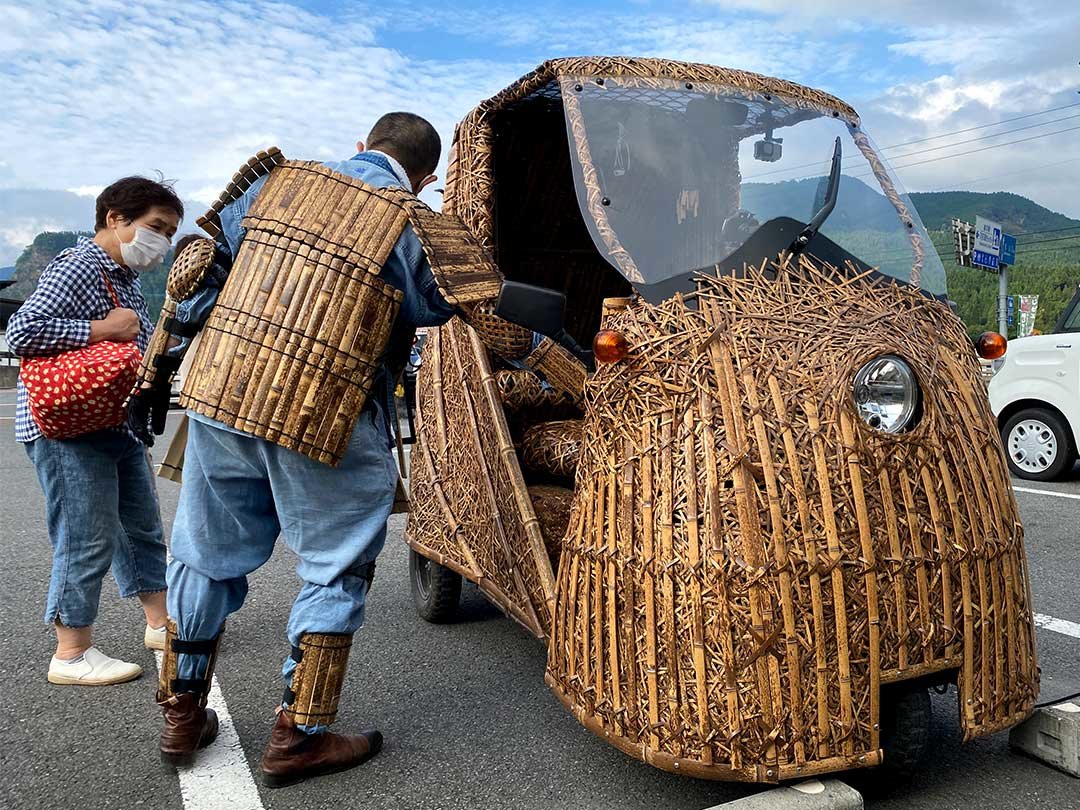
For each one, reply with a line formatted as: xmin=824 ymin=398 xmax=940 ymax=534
xmin=6 ymin=237 xmax=154 ymax=443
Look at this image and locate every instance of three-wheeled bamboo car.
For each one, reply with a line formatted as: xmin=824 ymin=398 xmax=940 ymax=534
xmin=404 ymin=56 xmax=1039 ymax=784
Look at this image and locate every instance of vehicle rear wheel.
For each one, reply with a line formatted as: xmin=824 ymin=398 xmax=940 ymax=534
xmin=875 ymin=684 xmax=932 ymax=786
xmin=1001 ymin=407 xmax=1075 ymax=481
xmin=409 ymin=548 xmax=461 ymax=623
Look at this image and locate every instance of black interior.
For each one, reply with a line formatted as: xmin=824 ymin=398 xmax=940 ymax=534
xmin=489 ymin=94 xmax=632 ymax=347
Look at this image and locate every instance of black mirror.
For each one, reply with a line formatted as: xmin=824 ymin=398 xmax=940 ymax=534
xmin=495 ymin=281 xmax=566 ymax=338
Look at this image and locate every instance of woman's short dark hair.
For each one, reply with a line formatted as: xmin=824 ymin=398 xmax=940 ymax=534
xmin=95 ymin=176 xmax=185 ymax=231
xmin=367 ymin=113 xmax=442 ymax=179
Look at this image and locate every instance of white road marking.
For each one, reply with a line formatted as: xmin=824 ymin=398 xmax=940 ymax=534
xmin=1013 ymin=485 xmax=1080 ymax=501
xmin=1034 ymin=613 xmax=1080 ymax=640
xmin=153 ymin=651 xmax=265 ymax=809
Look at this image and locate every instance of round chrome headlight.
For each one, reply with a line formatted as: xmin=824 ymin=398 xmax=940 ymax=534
xmin=852 ymin=355 xmax=919 ymax=433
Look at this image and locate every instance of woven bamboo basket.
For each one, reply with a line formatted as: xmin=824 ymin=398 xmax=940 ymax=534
xmin=406 ymin=56 xmax=1039 ymax=783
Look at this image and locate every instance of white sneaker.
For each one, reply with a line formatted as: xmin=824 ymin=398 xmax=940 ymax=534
xmin=144 ymin=624 xmax=167 ymax=651
xmin=47 ymin=647 xmax=143 ymax=686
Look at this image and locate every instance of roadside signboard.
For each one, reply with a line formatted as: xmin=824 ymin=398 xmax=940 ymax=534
xmin=1001 ymin=233 xmax=1017 ymax=266
xmin=973 ymin=216 xmax=1002 ymax=270
xmin=1007 ymin=295 xmax=1015 ymax=326
xmin=1018 ymin=295 xmax=1039 ymax=337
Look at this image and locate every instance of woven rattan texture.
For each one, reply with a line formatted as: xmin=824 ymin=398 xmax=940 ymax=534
xmin=528 ymin=484 xmax=575 ymax=567
xmin=181 ymin=161 xmax=410 ymax=465
xmin=167 ymin=237 xmax=217 ymax=301
xmin=496 ymin=369 xmax=556 ymax=412
xmin=523 ymin=420 xmax=583 ymax=479
xmin=464 ymin=301 xmax=534 ymax=360
xmin=285 ymin=633 xmax=352 ymax=726
xmin=545 ymin=254 xmax=1038 ymax=781
xmin=405 ymin=319 xmax=557 ymax=636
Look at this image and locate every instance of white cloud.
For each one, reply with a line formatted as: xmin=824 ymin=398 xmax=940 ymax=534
xmin=66 ymin=185 xmax=102 ymax=198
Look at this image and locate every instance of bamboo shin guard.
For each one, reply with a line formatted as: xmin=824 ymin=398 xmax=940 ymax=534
xmin=282 ymin=633 xmax=353 ymax=728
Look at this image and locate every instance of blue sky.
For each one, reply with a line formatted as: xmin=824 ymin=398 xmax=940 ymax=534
xmin=1 ymin=0 xmax=1077 ymax=261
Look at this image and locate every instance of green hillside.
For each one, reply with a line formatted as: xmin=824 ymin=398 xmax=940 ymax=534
xmin=907 ymin=191 xmax=1080 ymax=234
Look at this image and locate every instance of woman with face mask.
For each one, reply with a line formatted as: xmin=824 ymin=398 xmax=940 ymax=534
xmin=7 ymin=176 xmax=183 ymax=685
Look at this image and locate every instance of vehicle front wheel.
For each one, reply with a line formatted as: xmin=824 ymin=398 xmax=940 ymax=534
xmin=1001 ymin=407 xmax=1075 ymax=481
xmin=409 ymin=548 xmax=461 ymax=623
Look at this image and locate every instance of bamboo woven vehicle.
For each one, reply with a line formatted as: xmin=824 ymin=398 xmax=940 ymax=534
xmin=404 ymin=56 xmax=1039 ymax=784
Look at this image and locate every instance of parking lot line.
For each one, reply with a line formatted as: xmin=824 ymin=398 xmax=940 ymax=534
xmin=153 ymin=651 xmax=265 ymax=810
xmin=1034 ymin=613 xmax=1080 ymax=640
xmin=1013 ymin=485 xmax=1080 ymax=501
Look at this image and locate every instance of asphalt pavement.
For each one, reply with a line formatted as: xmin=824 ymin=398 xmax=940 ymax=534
xmin=1 ymin=388 xmax=1078 ymax=810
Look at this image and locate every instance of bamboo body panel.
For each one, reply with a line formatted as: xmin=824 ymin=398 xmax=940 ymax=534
xmin=544 ymin=256 xmax=1038 ymax=781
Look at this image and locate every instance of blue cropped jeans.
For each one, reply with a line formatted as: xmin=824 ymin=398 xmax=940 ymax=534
xmin=26 ymin=430 xmax=167 ymax=628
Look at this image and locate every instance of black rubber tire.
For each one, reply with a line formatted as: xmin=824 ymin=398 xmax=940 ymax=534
xmin=876 ymin=684 xmax=932 ymax=785
xmin=409 ymin=548 xmax=461 ymax=623
xmin=1001 ymin=407 xmax=1075 ymax=482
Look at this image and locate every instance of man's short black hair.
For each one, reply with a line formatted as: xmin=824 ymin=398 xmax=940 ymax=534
xmin=367 ymin=113 xmax=442 ymax=179
xmin=95 ymin=176 xmax=184 ymax=231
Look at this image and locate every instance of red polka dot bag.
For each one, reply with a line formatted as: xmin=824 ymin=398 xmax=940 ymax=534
xmin=19 ymin=273 xmax=142 ymax=439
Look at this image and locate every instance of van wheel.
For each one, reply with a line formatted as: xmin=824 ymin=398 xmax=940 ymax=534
xmin=409 ymin=548 xmax=461 ymax=623
xmin=876 ymin=684 xmax=932 ymax=785
xmin=1002 ymin=407 xmax=1075 ymax=481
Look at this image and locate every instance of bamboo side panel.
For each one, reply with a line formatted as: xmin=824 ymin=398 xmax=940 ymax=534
xmin=136 ymin=296 xmax=178 ymax=390
xmin=524 ymin=337 xmax=587 ymax=406
xmin=405 ymin=318 xmax=556 ymax=636
xmin=545 ymin=254 xmax=1038 ymax=781
xmin=404 ymin=203 xmax=504 ymax=306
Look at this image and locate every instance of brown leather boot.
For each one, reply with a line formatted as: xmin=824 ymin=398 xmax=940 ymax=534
xmin=159 ymin=692 xmax=220 ymax=766
xmin=156 ymin=620 xmax=223 ymax=767
xmin=259 ymin=711 xmax=383 ymax=788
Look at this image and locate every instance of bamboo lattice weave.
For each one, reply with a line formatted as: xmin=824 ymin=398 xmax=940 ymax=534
xmin=544 ymin=254 xmax=1037 ymax=781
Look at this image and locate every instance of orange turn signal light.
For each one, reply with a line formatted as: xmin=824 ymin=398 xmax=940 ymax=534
xmin=593 ymin=329 xmax=630 ymax=363
xmin=976 ymin=331 xmax=1007 ymax=360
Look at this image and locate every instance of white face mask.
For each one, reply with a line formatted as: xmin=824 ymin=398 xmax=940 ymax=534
xmin=117 ymin=225 xmax=171 ymax=271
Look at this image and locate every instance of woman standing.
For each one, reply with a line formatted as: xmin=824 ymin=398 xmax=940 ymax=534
xmin=8 ymin=177 xmax=182 ymax=685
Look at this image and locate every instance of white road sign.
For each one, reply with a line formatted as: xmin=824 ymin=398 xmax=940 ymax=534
xmin=973 ymin=216 xmax=1002 ymax=270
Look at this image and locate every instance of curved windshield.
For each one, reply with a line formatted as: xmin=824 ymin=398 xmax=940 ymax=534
xmin=560 ymin=75 xmax=947 ymax=297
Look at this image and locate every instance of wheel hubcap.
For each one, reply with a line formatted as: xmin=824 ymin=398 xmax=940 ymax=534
xmin=1008 ymin=419 xmax=1058 ymax=473
xmin=414 ymin=554 xmax=432 ymax=599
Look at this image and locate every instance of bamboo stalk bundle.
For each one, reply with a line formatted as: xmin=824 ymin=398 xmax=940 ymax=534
xmin=522 ymin=420 xmax=583 ymax=479
xmin=135 ymin=295 xmax=178 ymax=390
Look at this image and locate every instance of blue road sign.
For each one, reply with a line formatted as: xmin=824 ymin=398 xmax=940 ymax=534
xmin=1001 ymin=234 xmax=1016 ymax=266
xmin=973 ymin=249 xmax=999 ymax=270
xmin=1007 ymin=295 xmax=1015 ymax=325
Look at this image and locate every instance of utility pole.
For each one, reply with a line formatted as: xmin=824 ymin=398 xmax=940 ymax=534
xmin=952 ymin=217 xmax=1014 ymax=337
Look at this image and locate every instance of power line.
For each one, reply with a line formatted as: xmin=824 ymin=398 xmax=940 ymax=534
xmin=1018 ymin=233 xmax=1080 ymax=247
xmin=875 ymin=101 xmax=1080 ymax=150
xmin=886 ymin=111 xmax=1080 ymax=161
xmin=917 ymin=156 xmax=1080 ymax=191
xmin=854 ymin=123 xmax=1080 ymax=176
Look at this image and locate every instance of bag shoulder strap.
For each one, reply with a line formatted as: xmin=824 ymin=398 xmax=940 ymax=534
xmin=100 ymin=270 xmax=121 ymax=309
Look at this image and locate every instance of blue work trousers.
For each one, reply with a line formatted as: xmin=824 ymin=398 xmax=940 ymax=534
xmin=25 ymin=430 xmax=167 ymax=628
xmin=167 ymin=404 xmax=399 ymax=690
